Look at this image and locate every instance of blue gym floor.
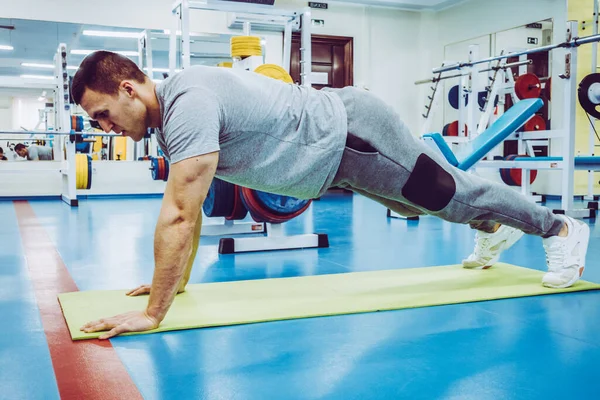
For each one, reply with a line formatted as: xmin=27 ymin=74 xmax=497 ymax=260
xmin=2 ymin=193 xmax=600 ymax=399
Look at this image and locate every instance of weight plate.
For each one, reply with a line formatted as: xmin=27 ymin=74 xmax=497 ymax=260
xmin=524 ymin=115 xmax=547 ymax=131
xmin=225 ymin=185 xmax=249 ymax=221
xmin=515 ymin=73 xmax=542 ymax=100
xmin=253 ymin=190 xmax=311 ymax=215
xmin=87 ymin=155 xmax=92 ymax=189
xmin=151 ymin=157 xmax=159 ymax=180
xmin=448 ymin=85 xmax=468 ymax=110
xmin=578 ymin=73 xmax=600 ymax=119
xmin=203 ymin=178 xmax=236 ymax=218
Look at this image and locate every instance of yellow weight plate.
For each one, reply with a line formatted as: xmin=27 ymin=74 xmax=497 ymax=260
xmin=75 ymin=154 xmax=82 ymax=190
xmin=230 ymin=36 xmax=262 ymax=57
xmin=75 ymin=154 xmax=88 ymax=190
xmin=254 ymin=64 xmax=294 ymax=84
xmin=79 ymin=154 xmax=84 ymax=190
xmin=82 ymin=155 xmax=88 ymax=190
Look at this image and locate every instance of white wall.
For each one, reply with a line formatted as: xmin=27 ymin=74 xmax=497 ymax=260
xmin=10 ymin=96 xmax=45 ymax=131
xmin=0 ymin=98 xmax=11 ymax=131
xmin=2 ymin=0 xmax=426 ymax=134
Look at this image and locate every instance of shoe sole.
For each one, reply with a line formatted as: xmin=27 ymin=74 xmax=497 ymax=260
xmin=463 ymin=229 xmax=525 ymax=270
xmin=542 ymin=221 xmax=590 ymax=289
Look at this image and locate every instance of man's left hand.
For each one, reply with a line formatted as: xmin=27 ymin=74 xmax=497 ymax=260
xmin=80 ymin=311 xmax=160 ymax=339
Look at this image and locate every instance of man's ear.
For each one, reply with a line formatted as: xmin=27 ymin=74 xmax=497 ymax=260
xmin=120 ymin=81 xmax=136 ymax=97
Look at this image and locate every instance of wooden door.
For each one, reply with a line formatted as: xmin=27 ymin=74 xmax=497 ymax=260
xmin=290 ymin=34 xmax=353 ymax=89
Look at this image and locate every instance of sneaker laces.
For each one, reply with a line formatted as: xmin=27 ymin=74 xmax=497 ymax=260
xmin=472 ymin=234 xmax=493 ymax=261
xmin=544 ymin=242 xmax=567 ymax=273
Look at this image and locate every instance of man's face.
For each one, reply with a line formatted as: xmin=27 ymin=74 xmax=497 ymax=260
xmin=80 ymin=84 xmax=148 ymax=142
xmin=16 ymin=148 xmax=27 ymax=158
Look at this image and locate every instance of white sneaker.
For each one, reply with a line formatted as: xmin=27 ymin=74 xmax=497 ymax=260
xmin=542 ymin=215 xmax=590 ymax=288
xmin=462 ymin=225 xmax=525 ymax=269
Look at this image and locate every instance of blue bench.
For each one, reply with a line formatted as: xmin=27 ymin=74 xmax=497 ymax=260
xmin=511 ymin=155 xmax=600 ymax=170
xmin=423 ymin=98 xmax=544 ymax=170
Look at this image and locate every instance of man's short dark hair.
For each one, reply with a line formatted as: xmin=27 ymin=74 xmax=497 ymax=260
xmin=0 ymin=146 xmax=3 ymax=153
xmin=71 ymin=51 xmax=148 ymax=105
xmin=15 ymin=143 xmax=26 ymax=152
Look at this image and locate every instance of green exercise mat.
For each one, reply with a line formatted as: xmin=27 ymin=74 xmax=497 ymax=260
xmin=58 ymin=263 xmax=600 ymax=340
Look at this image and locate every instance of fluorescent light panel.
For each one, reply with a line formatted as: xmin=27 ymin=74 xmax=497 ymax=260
xmin=0 ymin=45 xmax=14 ymax=50
xmin=163 ymin=29 xmax=208 ymax=37
xmin=21 ymin=62 xmax=54 ymax=69
xmin=22 ymin=62 xmax=79 ymax=71
xmin=21 ymin=74 xmax=54 ymax=80
xmin=82 ymin=30 xmax=142 ymax=38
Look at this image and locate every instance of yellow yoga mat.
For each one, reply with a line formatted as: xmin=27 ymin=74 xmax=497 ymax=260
xmin=58 ymin=263 xmax=600 ymax=340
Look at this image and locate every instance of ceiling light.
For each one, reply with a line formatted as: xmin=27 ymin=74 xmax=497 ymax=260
xmin=21 ymin=62 xmax=54 ymax=69
xmin=0 ymin=45 xmax=14 ymax=51
xmin=22 ymin=63 xmax=79 ymax=71
xmin=21 ymin=74 xmax=54 ymax=80
xmin=71 ymin=49 xmax=139 ymax=56
xmin=82 ymin=30 xmax=143 ymax=39
xmin=162 ymin=29 xmax=205 ymax=36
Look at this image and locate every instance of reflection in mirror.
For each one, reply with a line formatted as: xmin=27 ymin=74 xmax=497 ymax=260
xmin=0 ymin=18 xmax=242 ymax=162
xmin=439 ymin=19 xmax=552 ymax=149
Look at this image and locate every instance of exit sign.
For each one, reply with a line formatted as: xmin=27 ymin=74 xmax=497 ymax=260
xmin=527 ymin=37 xmax=539 ymax=45
xmin=309 ymin=2 xmax=328 ymax=9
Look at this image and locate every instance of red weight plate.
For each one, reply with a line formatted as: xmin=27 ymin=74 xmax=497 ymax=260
xmin=447 ymin=120 xmax=467 ymax=137
xmin=241 ymin=187 xmax=309 ymax=224
xmin=157 ymin=157 xmax=165 ymax=181
xmin=504 ymin=154 xmax=538 ymax=186
xmin=524 ymin=115 xmax=547 ymax=131
xmin=225 ymin=185 xmax=249 ymax=221
xmin=515 ymin=73 xmax=542 ymax=99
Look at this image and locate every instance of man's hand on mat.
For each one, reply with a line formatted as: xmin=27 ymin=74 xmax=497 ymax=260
xmin=126 ymin=284 xmax=186 ymax=296
xmin=80 ymin=310 xmax=160 ymax=339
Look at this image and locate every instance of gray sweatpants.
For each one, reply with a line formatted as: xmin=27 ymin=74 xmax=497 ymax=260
xmin=328 ymin=86 xmax=563 ymax=237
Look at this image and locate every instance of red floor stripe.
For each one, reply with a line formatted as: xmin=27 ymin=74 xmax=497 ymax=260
xmin=14 ymin=201 xmax=142 ymax=400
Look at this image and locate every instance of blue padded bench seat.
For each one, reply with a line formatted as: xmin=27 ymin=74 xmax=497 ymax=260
xmin=423 ymin=98 xmax=544 ymax=171
xmin=513 ymin=156 xmax=600 ymax=169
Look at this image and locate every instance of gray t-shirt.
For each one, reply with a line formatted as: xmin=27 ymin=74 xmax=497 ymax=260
xmin=27 ymin=145 xmax=54 ymax=160
xmin=155 ymin=66 xmax=347 ymax=199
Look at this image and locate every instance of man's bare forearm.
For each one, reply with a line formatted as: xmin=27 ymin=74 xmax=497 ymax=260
xmin=146 ymin=210 xmax=198 ymax=322
xmin=178 ymin=212 xmax=203 ymax=292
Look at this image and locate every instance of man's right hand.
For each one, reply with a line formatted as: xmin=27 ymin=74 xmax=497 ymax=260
xmin=126 ymin=284 xmax=186 ymax=296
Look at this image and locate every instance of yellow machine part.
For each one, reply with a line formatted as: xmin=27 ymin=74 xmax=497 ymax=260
xmin=254 ymin=64 xmax=294 ymax=84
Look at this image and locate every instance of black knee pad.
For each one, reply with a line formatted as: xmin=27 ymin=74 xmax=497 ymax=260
xmin=401 ymin=154 xmax=456 ymax=212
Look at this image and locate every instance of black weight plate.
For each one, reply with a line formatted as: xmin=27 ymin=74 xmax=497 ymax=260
xmin=203 ymin=178 xmax=235 ymax=217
